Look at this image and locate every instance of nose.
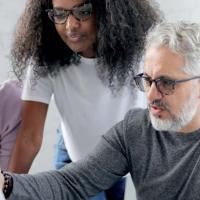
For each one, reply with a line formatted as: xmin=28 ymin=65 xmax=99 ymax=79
xmin=65 ymin=14 xmax=80 ymax=30
xmin=146 ymin=82 xmax=163 ymax=102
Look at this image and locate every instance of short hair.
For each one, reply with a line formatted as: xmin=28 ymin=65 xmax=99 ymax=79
xmin=145 ymin=21 xmax=200 ymax=76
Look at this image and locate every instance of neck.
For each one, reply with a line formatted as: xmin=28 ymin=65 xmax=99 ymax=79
xmin=78 ymin=48 xmax=96 ymax=58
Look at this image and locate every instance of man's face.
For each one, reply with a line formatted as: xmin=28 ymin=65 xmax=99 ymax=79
xmin=52 ymin=0 xmax=97 ymax=58
xmin=144 ymin=46 xmax=200 ymax=132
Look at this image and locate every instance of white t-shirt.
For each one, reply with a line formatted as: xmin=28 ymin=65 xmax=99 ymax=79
xmin=0 ymin=190 xmax=5 ymax=200
xmin=22 ymin=57 xmax=146 ymax=161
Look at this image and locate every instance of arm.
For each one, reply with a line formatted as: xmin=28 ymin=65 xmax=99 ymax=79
xmin=8 ymin=101 xmax=48 ymax=173
xmin=0 ymin=171 xmax=3 ymax=190
xmin=0 ymin=172 xmax=5 ymax=200
xmin=7 ymin=120 xmax=129 ymax=200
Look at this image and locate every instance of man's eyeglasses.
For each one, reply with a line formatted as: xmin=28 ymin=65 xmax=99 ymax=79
xmin=46 ymin=2 xmax=93 ymax=24
xmin=134 ymin=73 xmax=200 ymax=95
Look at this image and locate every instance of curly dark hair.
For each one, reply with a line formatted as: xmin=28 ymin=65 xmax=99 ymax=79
xmin=11 ymin=0 xmax=162 ymax=89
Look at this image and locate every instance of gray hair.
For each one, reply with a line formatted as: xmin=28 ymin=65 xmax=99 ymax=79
xmin=145 ymin=21 xmax=200 ymax=76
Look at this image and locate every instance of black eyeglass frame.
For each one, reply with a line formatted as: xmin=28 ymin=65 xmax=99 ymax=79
xmin=45 ymin=2 xmax=93 ymax=24
xmin=134 ymin=73 xmax=200 ymax=95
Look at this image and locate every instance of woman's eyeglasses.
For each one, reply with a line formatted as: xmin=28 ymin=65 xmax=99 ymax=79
xmin=46 ymin=2 xmax=93 ymax=24
xmin=134 ymin=73 xmax=200 ymax=95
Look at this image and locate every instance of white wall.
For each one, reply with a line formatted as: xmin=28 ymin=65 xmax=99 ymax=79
xmin=0 ymin=0 xmax=200 ymax=199
xmin=0 ymin=0 xmax=26 ymax=82
xmin=0 ymin=0 xmax=59 ymax=172
xmin=158 ymin=0 xmax=200 ymax=22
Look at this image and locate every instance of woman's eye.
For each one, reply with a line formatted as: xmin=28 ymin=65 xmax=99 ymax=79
xmin=80 ymin=10 xmax=90 ymax=15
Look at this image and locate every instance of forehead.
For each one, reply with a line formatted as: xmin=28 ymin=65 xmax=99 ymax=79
xmin=144 ymin=46 xmax=186 ymax=78
xmin=52 ymin=0 xmax=86 ymax=8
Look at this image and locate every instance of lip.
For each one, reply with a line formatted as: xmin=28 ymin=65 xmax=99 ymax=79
xmin=66 ymin=33 xmax=82 ymax=42
xmin=150 ymin=105 xmax=165 ymax=116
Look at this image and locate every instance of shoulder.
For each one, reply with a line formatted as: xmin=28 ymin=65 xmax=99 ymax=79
xmin=101 ymin=108 xmax=151 ymax=158
xmin=0 ymin=80 xmax=21 ymax=98
xmin=122 ymin=108 xmax=152 ymax=142
xmin=103 ymin=108 xmax=150 ymax=145
xmin=0 ymin=80 xmax=22 ymax=122
xmin=124 ymin=108 xmax=149 ymax=129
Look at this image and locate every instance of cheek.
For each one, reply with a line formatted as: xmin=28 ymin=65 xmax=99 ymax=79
xmin=89 ymin=29 xmax=97 ymax=43
xmin=163 ymin=95 xmax=181 ymax=114
xmin=85 ymin=24 xmax=97 ymax=41
xmin=168 ymin=93 xmax=190 ymax=114
xmin=55 ymin=25 xmax=65 ymax=40
xmin=84 ymin=16 xmax=97 ymax=39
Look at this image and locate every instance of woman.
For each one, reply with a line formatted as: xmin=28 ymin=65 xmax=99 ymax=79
xmin=8 ymin=0 xmax=161 ymax=199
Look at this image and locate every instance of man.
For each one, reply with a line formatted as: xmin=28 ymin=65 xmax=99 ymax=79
xmin=1 ymin=21 xmax=200 ymax=200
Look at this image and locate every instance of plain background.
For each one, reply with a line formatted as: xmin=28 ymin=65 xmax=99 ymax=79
xmin=1 ymin=0 xmax=200 ymax=199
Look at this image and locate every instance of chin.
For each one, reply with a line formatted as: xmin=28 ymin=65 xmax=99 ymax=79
xmin=69 ymin=46 xmax=83 ymax=53
xmin=150 ymin=112 xmax=177 ymax=131
xmin=151 ymin=111 xmax=168 ymax=120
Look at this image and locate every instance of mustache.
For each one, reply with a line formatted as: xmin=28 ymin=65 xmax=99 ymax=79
xmin=149 ymin=99 xmax=170 ymax=111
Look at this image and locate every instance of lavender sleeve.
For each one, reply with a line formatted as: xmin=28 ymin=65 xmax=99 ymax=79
xmin=0 ymin=80 xmax=22 ymax=170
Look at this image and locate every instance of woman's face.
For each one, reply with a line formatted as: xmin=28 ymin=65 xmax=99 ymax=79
xmin=52 ymin=0 xmax=97 ymax=58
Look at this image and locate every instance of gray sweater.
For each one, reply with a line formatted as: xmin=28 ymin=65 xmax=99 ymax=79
xmin=8 ymin=109 xmax=200 ymax=200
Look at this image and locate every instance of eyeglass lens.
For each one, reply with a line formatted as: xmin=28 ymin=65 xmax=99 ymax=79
xmin=135 ymin=76 xmax=175 ymax=95
xmin=47 ymin=2 xmax=92 ymax=23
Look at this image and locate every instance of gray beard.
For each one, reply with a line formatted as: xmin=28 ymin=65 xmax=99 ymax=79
xmin=150 ymin=93 xmax=197 ymax=132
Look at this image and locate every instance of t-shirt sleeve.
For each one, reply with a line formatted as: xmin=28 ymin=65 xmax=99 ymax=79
xmin=22 ymin=67 xmax=53 ymax=104
xmin=0 ymin=80 xmax=22 ymax=170
xmin=0 ymin=80 xmax=22 ymax=130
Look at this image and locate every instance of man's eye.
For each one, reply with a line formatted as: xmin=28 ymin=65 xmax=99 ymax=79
xmin=143 ymin=77 xmax=151 ymax=85
xmin=160 ymin=79 xmax=174 ymax=88
xmin=162 ymin=79 xmax=173 ymax=85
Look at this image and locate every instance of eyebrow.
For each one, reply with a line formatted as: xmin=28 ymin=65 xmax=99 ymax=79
xmin=143 ymin=73 xmax=176 ymax=80
xmin=53 ymin=2 xmax=87 ymax=10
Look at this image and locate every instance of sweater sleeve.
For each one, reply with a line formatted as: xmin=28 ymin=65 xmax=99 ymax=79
xmin=8 ymin=119 xmax=129 ymax=200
